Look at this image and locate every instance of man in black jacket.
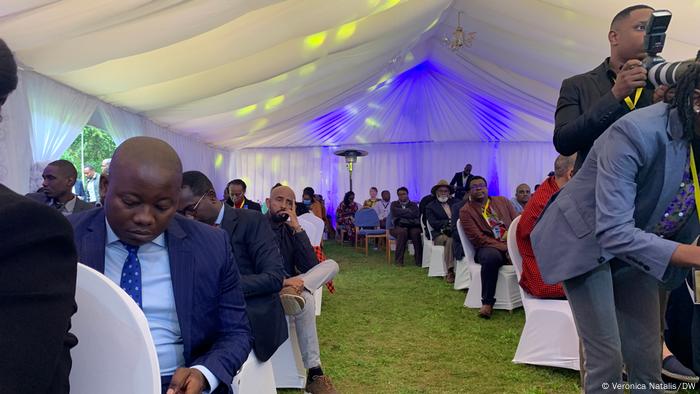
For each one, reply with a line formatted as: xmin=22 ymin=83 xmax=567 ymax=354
xmin=266 ymin=184 xmax=339 ymax=394
xmin=178 ymin=171 xmax=288 ymax=364
xmin=449 ymin=163 xmax=474 ymax=201
xmin=26 ymin=160 xmax=94 ymax=215
xmin=553 ymin=5 xmax=666 ymax=172
xmin=390 ymin=186 xmax=423 ymax=267
xmin=0 ymin=184 xmax=78 ymax=393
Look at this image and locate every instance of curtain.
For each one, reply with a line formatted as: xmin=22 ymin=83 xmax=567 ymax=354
xmin=23 ymin=71 xmax=98 ymax=192
xmin=231 ymin=141 xmax=559 ymax=222
xmin=0 ymin=75 xmax=32 ymax=193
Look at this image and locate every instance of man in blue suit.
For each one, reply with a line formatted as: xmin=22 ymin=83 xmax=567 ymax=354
xmin=69 ymin=136 xmax=252 ymax=394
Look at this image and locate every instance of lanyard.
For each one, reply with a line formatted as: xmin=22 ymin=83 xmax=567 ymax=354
xmin=624 ymin=87 xmax=643 ymax=111
xmin=690 ymin=147 xmax=700 ymax=225
xmin=481 ymin=198 xmax=491 ymax=222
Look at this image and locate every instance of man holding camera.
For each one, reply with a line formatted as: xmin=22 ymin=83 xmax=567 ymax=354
xmin=553 ymin=5 xmax=666 ymax=172
xmin=426 ymin=180 xmax=457 ymax=283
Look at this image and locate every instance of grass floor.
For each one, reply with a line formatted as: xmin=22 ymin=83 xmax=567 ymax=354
xmin=280 ymin=243 xmax=581 ymax=394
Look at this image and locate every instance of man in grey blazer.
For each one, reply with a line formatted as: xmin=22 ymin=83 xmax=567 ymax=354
xmin=26 ymin=160 xmax=93 ymax=216
xmin=532 ymin=96 xmax=700 ymax=392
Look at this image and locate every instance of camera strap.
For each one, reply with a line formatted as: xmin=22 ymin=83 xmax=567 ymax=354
xmin=624 ymin=87 xmax=644 ymax=111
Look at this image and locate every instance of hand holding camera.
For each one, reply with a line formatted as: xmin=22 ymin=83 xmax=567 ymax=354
xmin=612 ymin=60 xmax=647 ymax=101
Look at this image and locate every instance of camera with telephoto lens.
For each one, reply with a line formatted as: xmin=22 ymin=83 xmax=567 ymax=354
xmin=642 ymin=10 xmax=699 ymax=87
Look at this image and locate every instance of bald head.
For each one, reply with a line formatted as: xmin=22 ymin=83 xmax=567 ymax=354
xmin=105 ymin=137 xmax=183 ymax=246
xmin=267 ymin=185 xmax=296 ymax=220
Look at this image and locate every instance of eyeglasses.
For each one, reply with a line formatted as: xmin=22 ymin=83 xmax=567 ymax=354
xmin=180 ymin=191 xmax=210 ymax=218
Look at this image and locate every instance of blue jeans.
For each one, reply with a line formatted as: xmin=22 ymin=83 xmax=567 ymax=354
xmin=563 ymin=259 xmax=663 ymax=393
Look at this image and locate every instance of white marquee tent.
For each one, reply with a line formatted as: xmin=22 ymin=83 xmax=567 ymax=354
xmin=0 ymin=0 xmax=697 ymax=206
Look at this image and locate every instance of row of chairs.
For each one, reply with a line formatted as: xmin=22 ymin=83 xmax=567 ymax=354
xmin=334 ymin=207 xmax=580 ymax=372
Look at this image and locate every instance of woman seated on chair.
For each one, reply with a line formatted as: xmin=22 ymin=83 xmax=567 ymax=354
xmin=460 ymin=176 xmax=518 ymax=319
xmin=336 ymin=191 xmax=359 ymax=241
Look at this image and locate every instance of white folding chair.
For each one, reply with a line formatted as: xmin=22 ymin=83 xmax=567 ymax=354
xmin=298 ymin=214 xmax=325 ymax=316
xmin=507 ymin=216 xmax=580 ymax=370
xmin=232 ymin=351 xmax=277 ymax=394
xmin=425 ymin=219 xmax=446 ymax=277
xmin=420 ymin=215 xmax=432 ymax=268
xmin=270 ymin=318 xmax=307 ymax=389
xmin=452 ymin=217 xmax=472 ymax=290
xmin=71 ymin=263 xmax=160 ymax=394
xmin=457 ymin=219 xmax=522 ymax=311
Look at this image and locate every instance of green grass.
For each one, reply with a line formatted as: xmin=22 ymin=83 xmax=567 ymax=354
xmin=280 ymin=243 xmax=580 ymax=394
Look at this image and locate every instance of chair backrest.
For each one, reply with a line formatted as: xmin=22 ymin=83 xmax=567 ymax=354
xmin=71 ymin=263 xmax=160 ymax=394
xmin=456 ymin=219 xmax=476 ymax=261
xmin=298 ymin=214 xmax=323 ymax=247
xmin=507 ymin=215 xmax=523 ymax=281
xmin=354 ymin=208 xmax=380 ymax=228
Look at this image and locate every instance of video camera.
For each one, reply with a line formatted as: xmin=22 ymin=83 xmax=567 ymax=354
xmin=642 ymin=9 xmax=699 ymax=87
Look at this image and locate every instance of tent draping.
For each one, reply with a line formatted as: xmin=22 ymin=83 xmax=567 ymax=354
xmin=231 ymin=141 xmax=559 ymax=216
xmin=1 ymin=0 xmax=699 ymax=197
xmin=0 ymin=70 xmax=229 ymax=194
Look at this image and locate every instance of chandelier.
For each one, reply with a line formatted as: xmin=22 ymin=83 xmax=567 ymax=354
xmin=444 ymin=11 xmax=476 ymax=51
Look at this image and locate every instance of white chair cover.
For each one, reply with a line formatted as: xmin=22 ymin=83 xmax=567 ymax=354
xmin=270 ymin=317 xmax=307 ymax=389
xmin=232 ymin=351 xmax=276 ymax=394
xmin=425 ymin=218 xmax=446 ymax=277
xmin=506 ymin=216 xmax=580 ymax=370
xmin=457 ymin=219 xmax=522 ymax=311
xmin=71 ymin=263 xmax=160 ymax=394
xmin=420 ymin=215 xmax=432 ymax=268
xmin=453 ymin=218 xmax=474 ymax=290
xmin=298 ymin=213 xmax=324 ymax=316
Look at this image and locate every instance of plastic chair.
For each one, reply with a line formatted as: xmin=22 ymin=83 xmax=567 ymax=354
xmin=419 ymin=214 xmax=433 ymax=269
xmin=71 ymin=263 xmax=160 ymax=394
xmin=457 ymin=219 xmax=522 ymax=311
xmin=507 ymin=216 xmax=580 ymax=370
xmin=298 ymin=213 xmax=324 ymax=316
xmin=354 ymin=208 xmax=390 ymax=263
xmin=425 ymin=218 xmax=446 ymax=277
xmin=270 ymin=317 xmax=306 ymax=389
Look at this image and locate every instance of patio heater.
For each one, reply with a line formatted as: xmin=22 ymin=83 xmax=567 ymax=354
xmin=334 ymin=149 xmax=368 ymax=192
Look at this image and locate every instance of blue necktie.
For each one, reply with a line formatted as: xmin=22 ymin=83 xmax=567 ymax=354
xmin=120 ymin=242 xmax=142 ymax=309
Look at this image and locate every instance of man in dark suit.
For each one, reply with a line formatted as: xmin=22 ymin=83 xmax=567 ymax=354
xmin=179 ymin=170 xmax=289 ymax=365
xmin=26 ymin=160 xmax=94 ymax=215
xmin=74 ymin=178 xmax=86 ymax=200
xmin=0 ymin=184 xmax=78 ymax=394
xmin=69 ymin=137 xmax=252 ymax=394
xmin=449 ymin=163 xmax=474 ymax=201
xmin=225 ymin=179 xmax=262 ymax=211
xmin=552 ymin=5 xmax=663 ymax=172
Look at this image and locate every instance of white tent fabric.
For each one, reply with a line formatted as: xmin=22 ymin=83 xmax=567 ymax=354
xmin=1 ymin=0 xmax=699 ymax=195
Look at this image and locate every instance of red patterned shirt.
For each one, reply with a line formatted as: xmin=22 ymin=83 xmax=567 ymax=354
xmin=516 ymin=176 xmax=566 ymax=299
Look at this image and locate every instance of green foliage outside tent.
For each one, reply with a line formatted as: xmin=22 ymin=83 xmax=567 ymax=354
xmin=61 ymin=125 xmax=116 ymax=179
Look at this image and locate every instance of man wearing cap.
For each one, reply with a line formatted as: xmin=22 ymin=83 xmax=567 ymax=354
xmin=425 ymin=180 xmax=457 ymax=283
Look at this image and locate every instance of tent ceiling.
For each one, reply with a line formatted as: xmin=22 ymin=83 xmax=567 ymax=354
xmin=1 ymin=0 xmax=698 ymax=149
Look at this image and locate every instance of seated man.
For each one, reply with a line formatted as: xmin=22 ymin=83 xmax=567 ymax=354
xmin=225 ymin=179 xmax=262 ymax=211
xmin=179 ymin=171 xmax=289 ymax=366
xmin=26 ymin=160 xmax=94 ymax=215
xmin=418 ymin=192 xmax=436 ymax=239
xmin=69 ymin=137 xmax=252 ymax=394
xmin=373 ymin=190 xmax=391 ymax=229
xmin=363 ymin=187 xmax=379 ymax=208
xmin=266 ymin=185 xmax=339 ymax=394
xmin=390 ymin=187 xmax=423 ymax=267
xmin=426 ymin=180 xmax=457 ymax=283
xmin=460 ymin=176 xmax=517 ymax=319
xmin=509 ymin=183 xmax=531 ymax=214
xmin=516 ymin=155 xmax=575 ymax=299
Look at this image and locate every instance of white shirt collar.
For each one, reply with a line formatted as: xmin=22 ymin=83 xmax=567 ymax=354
xmin=215 ymin=203 xmax=226 ymax=226
xmin=105 ymin=217 xmax=166 ymax=248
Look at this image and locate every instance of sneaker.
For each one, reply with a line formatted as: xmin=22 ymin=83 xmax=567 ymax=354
xmin=305 ymin=375 xmax=338 ymax=394
xmin=280 ymin=286 xmax=305 ymax=315
xmin=662 ymin=355 xmax=699 ymax=383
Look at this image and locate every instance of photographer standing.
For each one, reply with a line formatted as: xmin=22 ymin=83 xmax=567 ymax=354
xmin=554 ymin=5 xmax=665 ymax=172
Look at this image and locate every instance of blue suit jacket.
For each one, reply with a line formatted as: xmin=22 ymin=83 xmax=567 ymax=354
xmin=532 ymin=103 xmax=693 ymax=287
xmin=68 ymin=208 xmax=252 ymax=393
